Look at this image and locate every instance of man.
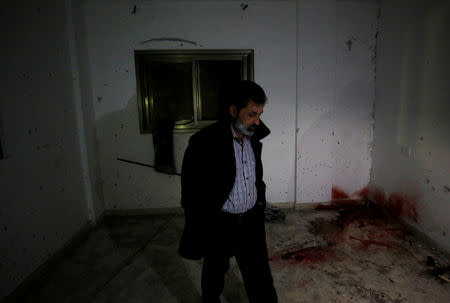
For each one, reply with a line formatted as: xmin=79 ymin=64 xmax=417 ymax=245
xmin=179 ymin=80 xmax=278 ymax=303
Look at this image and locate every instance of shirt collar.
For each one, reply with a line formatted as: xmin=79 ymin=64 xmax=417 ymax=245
xmin=230 ymin=124 xmax=249 ymax=144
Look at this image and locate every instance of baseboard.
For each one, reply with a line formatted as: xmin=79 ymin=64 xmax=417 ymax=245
xmin=104 ymin=207 xmax=184 ymax=216
xmin=2 ymin=216 xmax=103 ymax=303
xmin=102 ymin=204 xmax=318 ymax=216
xmin=270 ymin=201 xmax=334 ymax=210
xmin=293 ymin=202 xmax=327 ymax=210
xmin=395 ymin=218 xmax=450 ymax=259
xmin=103 ymin=204 xmax=312 ymax=215
xmin=268 ymin=202 xmax=296 ymax=209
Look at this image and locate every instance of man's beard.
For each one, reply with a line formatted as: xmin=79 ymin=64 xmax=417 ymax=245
xmin=232 ymin=117 xmax=258 ymax=137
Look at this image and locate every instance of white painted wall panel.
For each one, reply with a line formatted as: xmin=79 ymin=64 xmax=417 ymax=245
xmin=0 ymin=0 xmax=91 ymax=299
xmin=296 ymin=0 xmax=378 ymax=202
xmin=372 ymin=0 xmax=450 ymax=250
xmin=83 ymin=0 xmax=297 ymax=208
xmin=332 ymin=1 xmax=378 ymax=195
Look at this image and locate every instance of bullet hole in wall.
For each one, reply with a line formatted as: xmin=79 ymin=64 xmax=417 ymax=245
xmin=346 ymin=39 xmax=353 ymax=51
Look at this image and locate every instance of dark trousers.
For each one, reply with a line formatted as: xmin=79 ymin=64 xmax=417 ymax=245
xmin=201 ymin=206 xmax=278 ymax=303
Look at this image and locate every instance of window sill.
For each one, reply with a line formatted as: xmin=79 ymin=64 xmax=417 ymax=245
xmin=142 ymin=120 xmax=217 ymax=134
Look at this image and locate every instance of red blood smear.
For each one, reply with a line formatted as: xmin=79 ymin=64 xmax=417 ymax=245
xmin=353 ymin=186 xmax=418 ymax=223
xmin=354 ymin=185 xmax=370 ymax=200
xmin=349 ymin=235 xmax=391 ymax=249
xmin=387 ymin=193 xmax=418 ymax=223
xmin=337 ymin=206 xmax=382 ymax=227
xmin=332 ymin=186 xmax=350 ymax=199
xmin=271 ymin=185 xmax=417 ymax=265
xmin=315 ymin=199 xmax=363 ymax=210
xmin=315 ymin=201 xmax=404 ymax=249
xmin=372 ymin=187 xmax=387 ymax=205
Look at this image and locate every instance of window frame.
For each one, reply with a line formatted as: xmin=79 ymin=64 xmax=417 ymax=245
xmin=134 ymin=49 xmax=254 ymax=133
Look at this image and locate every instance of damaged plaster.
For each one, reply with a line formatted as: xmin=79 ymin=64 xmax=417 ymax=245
xmin=139 ymin=37 xmax=202 ymax=47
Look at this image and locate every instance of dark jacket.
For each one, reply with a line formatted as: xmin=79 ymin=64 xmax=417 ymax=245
xmin=178 ymin=120 xmax=270 ymax=259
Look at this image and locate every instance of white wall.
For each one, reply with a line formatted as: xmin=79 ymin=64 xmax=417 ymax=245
xmin=0 ymin=0 xmax=96 ymax=299
xmin=372 ymin=0 xmax=450 ymax=249
xmin=83 ymin=0 xmax=297 ymax=209
xmin=296 ymin=0 xmax=378 ymax=202
xmin=83 ymin=0 xmax=378 ymax=209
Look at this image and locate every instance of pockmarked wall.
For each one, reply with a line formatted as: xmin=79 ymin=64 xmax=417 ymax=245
xmin=83 ymin=0 xmax=297 ymax=209
xmin=296 ymin=0 xmax=378 ymax=202
xmin=0 ymin=0 xmax=94 ymax=299
xmin=371 ymin=0 xmax=450 ymax=249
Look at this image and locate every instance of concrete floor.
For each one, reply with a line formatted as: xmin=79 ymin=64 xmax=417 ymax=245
xmin=17 ymin=205 xmax=450 ymax=303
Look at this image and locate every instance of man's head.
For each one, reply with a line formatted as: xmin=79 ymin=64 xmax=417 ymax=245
xmin=228 ymin=80 xmax=266 ymax=137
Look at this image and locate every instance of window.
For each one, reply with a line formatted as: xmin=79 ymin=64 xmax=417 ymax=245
xmin=134 ymin=50 xmax=254 ymax=133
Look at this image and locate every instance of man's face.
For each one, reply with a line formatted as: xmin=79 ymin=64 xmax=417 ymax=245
xmin=230 ymin=100 xmax=264 ymax=137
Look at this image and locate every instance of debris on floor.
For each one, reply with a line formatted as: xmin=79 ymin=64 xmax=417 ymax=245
xmin=266 ymin=203 xmax=450 ymax=302
xmin=264 ymin=204 xmax=286 ymax=222
xmin=427 ymin=256 xmax=450 ymax=283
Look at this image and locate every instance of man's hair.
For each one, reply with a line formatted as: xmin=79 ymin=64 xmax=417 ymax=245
xmin=229 ymin=80 xmax=267 ymax=113
xmin=217 ymin=80 xmax=267 ymax=121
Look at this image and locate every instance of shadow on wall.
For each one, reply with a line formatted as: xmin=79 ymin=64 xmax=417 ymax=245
xmin=297 ymin=106 xmax=335 ymax=202
xmin=96 ymin=94 xmax=150 ymax=160
xmin=94 ymin=95 xmax=185 ymax=209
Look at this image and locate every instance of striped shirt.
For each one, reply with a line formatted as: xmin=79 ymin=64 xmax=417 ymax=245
xmin=221 ymin=125 xmax=257 ymax=214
